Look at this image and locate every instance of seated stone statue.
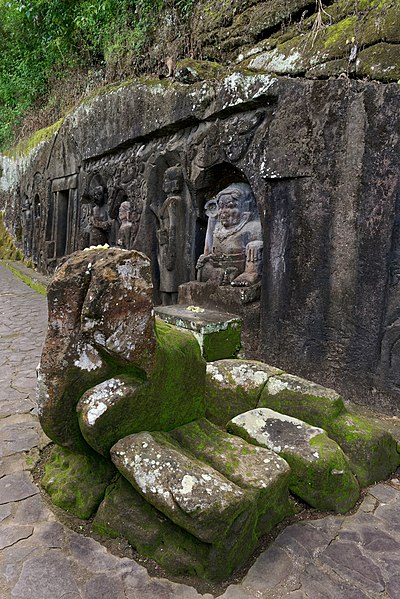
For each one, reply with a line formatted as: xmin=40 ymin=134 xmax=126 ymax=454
xmin=196 ymin=183 xmax=263 ymax=287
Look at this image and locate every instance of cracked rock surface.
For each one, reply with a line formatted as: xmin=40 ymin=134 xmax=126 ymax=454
xmin=1 ymin=263 xmax=400 ymax=598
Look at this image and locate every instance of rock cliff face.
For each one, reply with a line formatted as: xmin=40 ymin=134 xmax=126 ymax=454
xmin=1 ymin=0 xmax=400 ymax=413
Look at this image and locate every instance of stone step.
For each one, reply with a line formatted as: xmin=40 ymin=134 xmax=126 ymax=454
xmin=168 ymin=417 xmax=293 ymax=537
xmin=205 ymin=359 xmax=282 ymax=426
xmin=258 ymin=373 xmax=400 ymax=486
xmin=111 ymin=430 xmax=258 ymax=580
xmin=154 ymin=304 xmax=241 ymax=361
xmin=228 ymin=408 xmax=360 ymax=513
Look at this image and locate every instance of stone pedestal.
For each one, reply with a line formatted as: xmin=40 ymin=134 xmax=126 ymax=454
xmin=178 ymin=280 xmax=260 ymax=357
xmin=154 ymin=304 xmax=242 ymax=361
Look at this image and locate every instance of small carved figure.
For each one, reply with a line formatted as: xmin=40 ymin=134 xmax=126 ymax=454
xmin=89 ymin=186 xmax=111 ymax=246
xmin=152 ymin=166 xmax=185 ymax=305
xmin=196 ymin=183 xmax=263 ymax=287
xmin=117 ymin=200 xmax=136 ymax=249
xmin=21 ymin=197 xmax=33 ymax=257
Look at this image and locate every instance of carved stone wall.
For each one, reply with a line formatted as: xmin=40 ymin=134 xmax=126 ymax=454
xmin=1 ymin=74 xmax=399 ymax=412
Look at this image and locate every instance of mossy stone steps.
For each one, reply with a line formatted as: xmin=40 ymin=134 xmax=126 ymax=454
xmin=111 ymin=430 xmax=258 ymax=581
xmin=168 ymin=417 xmax=293 ymax=537
xmin=206 ymin=359 xmax=282 ymax=426
xmin=258 ymin=372 xmax=400 ymax=486
xmin=228 ymin=408 xmax=360 ymax=513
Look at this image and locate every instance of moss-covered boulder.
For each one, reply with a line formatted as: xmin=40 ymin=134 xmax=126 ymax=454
xmin=41 ymin=445 xmax=115 ymax=519
xmin=228 ymin=408 xmax=360 ymax=513
xmin=111 ymin=431 xmax=258 ymax=580
xmin=37 ymin=248 xmax=156 ymax=454
xmin=258 ymin=373 xmax=346 ymax=430
xmin=326 ymin=413 xmax=400 ymax=487
xmin=93 ymin=475 xmax=210 ymax=578
xmin=206 ymin=360 xmax=282 ymax=426
xmin=169 ymin=418 xmax=293 ymax=537
xmin=77 ymin=319 xmax=206 ymax=455
xmin=258 ymin=373 xmax=400 ymax=486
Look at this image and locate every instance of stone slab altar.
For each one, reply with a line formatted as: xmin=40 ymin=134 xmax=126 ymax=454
xmin=154 ymin=304 xmax=241 ymax=361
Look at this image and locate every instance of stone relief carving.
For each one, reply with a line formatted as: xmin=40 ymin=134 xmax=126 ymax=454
xmin=21 ymin=195 xmax=33 ymax=257
xmin=196 ymin=183 xmax=263 ymax=287
xmin=151 ymin=165 xmax=186 ymax=305
xmin=116 ymin=200 xmax=137 ymax=249
xmin=89 ymin=184 xmax=111 ymax=246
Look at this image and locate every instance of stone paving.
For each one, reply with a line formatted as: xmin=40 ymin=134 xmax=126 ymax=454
xmin=1 ymin=262 xmax=400 ymax=599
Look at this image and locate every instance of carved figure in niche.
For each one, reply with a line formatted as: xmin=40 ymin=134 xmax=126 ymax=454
xmin=117 ymin=200 xmax=136 ymax=249
xmin=21 ymin=196 xmax=33 ymax=257
xmin=89 ymin=185 xmax=111 ymax=246
xmin=196 ymin=183 xmax=263 ymax=287
xmin=152 ymin=165 xmax=185 ymax=305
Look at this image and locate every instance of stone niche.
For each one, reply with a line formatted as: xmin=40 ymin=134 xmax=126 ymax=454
xmin=1 ymin=73 xmax=400 ymax=413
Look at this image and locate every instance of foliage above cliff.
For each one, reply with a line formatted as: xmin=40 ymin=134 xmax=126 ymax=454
xmin=0 ymin=0 xmax=193 ymax=150
xmin=0 ymin=0 xmax=398 ymax=152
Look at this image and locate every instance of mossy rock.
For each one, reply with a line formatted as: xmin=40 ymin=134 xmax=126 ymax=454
xmin=93 ymin=474 xmax=209 ymax=578
xmin=206 ymin=360 xmax=282 ymax=426
xmin=228 ymin=408 xmax=360 ymax=514
xmin=168 ymin=417 xmax=293 ymax=537
xmin=0 ymin=214 xmax=23 ymax=261
xmin=77 ymin=319 xmax=206 ymax=456
xmin=355 ymin=43 xmax=400 ymax=82
xmin=325 ymin=413 xmax=400 ymax=486
xmin=175 ymin=59 xmax=227 ymax=83
xmin=41 ymin=445 xmax=116 ymax=519
xmin=258 ymin=373 xmax=346 ymax=431
xmin=111 ymin=430 xmax=258 ymax=580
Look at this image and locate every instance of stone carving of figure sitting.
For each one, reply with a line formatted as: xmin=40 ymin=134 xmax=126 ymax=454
xmin=196 ymin=183 xmax=263 ymax=287
xmin=89 ymin=186 xmax=111 ymax=246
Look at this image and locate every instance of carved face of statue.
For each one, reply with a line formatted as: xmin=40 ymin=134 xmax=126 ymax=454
xmin=163 ymin=167 xmax=182 ymax=195
xmin=93 ymin=186 xmax=105 ymax=206
xmin=218 ymin=193 xmax=242 ymax=228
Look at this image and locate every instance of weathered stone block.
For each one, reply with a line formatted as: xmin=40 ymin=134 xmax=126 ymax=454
xmin=169 ymin=418 xmax=293 ymax=537
xmin=77 ymin=319 xmax=206 ymax=456
xmin=258 ymin=373 xmax=346 ymax=430
xmin=206 ymin=360 xmax=283 ymax=426
xmin=228 ymin=408 xmax=360 ymax=513
xmin=41 ymin=445 xmax=115 ymax=519
xmin=154 ymin=304 xmax=241 ymax=361
xmin=37 ymin=248 xmax=156 ymax=453
xmin=111 ymin=431 xmax=258 ymax=579
xmin=326 ymin=413 xmax=400 ymax=487
xmin=111 ymin=431 xmax=254 ymax=544
xmin=93 ymin=475 xmax=210 ymax=578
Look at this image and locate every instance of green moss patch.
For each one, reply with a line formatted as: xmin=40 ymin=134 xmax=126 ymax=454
xmin=0 ymin=214 xmax=23 ymax=261
xmin=169 ymin=417 xmax=294 ymax=536
xmin=258 ymin=373 xmax=346 ymax=431
xmin=41 ymin=445 xmax=116 ymax=519
xmin=77 ymin=319 xmax=206 ymax=456
xmin=325 ymin=413 xmax=400 ymax=486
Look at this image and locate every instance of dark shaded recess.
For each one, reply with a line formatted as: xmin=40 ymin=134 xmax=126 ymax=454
xmin=254 ymin=1 xmax=316 ymax=43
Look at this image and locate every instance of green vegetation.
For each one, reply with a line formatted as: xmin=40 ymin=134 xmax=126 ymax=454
xmin=0 ymin=0 xmax=195 ymax=150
